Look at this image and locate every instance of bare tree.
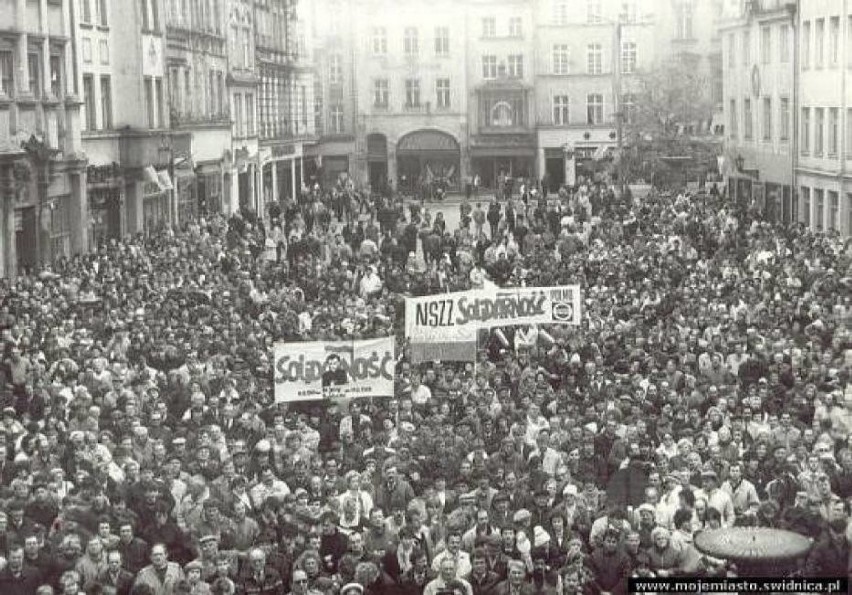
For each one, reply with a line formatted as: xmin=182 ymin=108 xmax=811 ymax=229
xmin=620 ymin=56 xmax=717 ymax=186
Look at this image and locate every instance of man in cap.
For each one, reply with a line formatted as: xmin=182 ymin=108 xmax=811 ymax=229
xmin=190 ymin=532 xmax=239 ymax=584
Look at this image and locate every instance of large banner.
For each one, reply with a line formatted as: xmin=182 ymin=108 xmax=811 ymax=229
xmin=405 ymin=285 xmax=581 ymax=363
xmin=273 ymin=338 xmax=395 ymax=402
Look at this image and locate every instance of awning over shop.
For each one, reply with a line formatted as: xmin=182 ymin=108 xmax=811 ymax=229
xmin=157 ymin=170 xmax=173 ymax=191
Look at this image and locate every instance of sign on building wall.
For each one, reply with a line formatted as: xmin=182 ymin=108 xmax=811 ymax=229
xmin=273 ymin=338 xmax=395 ymax=402
xmin=142 ymin=35 xmax=164 ymax=77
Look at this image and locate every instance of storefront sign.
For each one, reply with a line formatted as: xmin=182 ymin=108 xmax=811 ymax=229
xmin=273 ymin=338 xmax=395 ymax=402
xmin=271 ymin=144 xmax=296 ymax=158
xmin=405 ymin=285 xmax=581 ymax=362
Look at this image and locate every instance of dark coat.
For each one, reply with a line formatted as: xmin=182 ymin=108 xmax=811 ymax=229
xmin=98 ymin=567 xmax=136 ymax=595
xmin=465 ymin=570 xmax=501 ymax=595
xmin=0 ymin=567 xmax=41 ymax=595
xmin=605 ymin=460 xmax=649 ymax=508
xmin=804 ymin=529 xmax=850 ymax=578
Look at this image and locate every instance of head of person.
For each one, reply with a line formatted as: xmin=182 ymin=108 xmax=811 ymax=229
xmin=150 ymin=543 xmax=169 ymax=570
xmin=439 ymin=557 xmax=457 ymax=582
xmin=507 ymin=559 xmax=526 ymax=586
xmin=291 ymin=570 xmax=309 ymax=594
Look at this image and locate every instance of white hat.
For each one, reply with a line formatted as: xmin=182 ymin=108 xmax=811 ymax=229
xmin=533 ymin=526 xmax=551 ymax=547
xmin=563 ymin=484 xmax=579 ymax=497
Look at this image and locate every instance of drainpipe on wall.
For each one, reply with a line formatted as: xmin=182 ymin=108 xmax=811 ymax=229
xmin=841 ymin=0 xmax=848 ymax=232
xmin=789 ymin=1 xmax=799 ymax=222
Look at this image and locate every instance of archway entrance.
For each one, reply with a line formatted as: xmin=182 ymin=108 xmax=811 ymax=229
xmin=396 ymin=130 xmax=460 ymax=193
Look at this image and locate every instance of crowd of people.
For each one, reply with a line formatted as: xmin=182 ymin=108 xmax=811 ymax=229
xmin=0 ymin=173 xmax=850 ymax=595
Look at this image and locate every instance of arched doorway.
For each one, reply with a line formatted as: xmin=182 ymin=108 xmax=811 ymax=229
xmin=367 ymin=133 xmax=388 ymax=192
xmin=396 ymin=130 xmax=460 ymax=193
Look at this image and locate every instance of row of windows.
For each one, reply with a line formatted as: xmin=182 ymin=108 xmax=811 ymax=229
xmin=727 ymin=23 xmax=791 ymax=67
xmin=166 ymin=0 xmax=223 ymax=34
xmin=0 ymin=49 xmax=64 ymax=99
xmin=370 ymin=27 xmax=451 ymax=57
xmin=728 ymin=96 xmax=790 ymax=144
xmin=799 ymin=187 xmax=849 ymax=234
xmin=477 ymin=43 xmax=637 ymax=80
xmin=801 ymin=15 xmax=851 ymax=70
xmin=481 ymin=55 xmax=526 ymax=79
xmin=551 ymin=0 xmax=640 ymax=27
xmin=480 ymin=16 xmax=523 ymax=39
xmin=143 ymin=76 xmax=165 ymax=129
xmin=372 ymin=79 xmax=451 ymax=109
xmin=553 ymin=93 xmax=612 ymax=125
xmin=140 ymin=0 xmax=161 ymax=32
xmin=80 ymin=0 xmax=109 ymax=27
xmin=167 ymin=66 xmax=226 ymax=121
xmin=800 ymin=107 xmax=852 ymax=160
xmin=82 ymin=74 xmax=113 ymax=131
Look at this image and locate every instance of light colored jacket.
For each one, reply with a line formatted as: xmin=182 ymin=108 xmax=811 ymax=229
xmin=134 ymin=562 xmax=185 ymax=595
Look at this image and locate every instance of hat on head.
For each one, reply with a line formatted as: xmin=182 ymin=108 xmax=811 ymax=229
xmin=185 ymin=560 xmax=203 ymax=571
xmin=533 ymin=526 xmax=551 ymax=548
xmin=340 ymin=584 xmax=364 ymax=595
xmin=512 ymin=509 xmax=531 ymax=524
xmin=562 ymin=484 xmax=578 ymax=497
xmin=700 ymin=469 xmax=718 ymax=481
xmin=198 ymin=533 xmax=218 ymax=544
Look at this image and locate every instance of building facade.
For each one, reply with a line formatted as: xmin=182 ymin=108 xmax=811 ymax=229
xmin=307 ymin=0 xmax=725 ymax=194
xmin=165 ymin=0 xmax=232 ymax=223
xmin=1 ymin=0 xmax=87 ymax=278
xmin=78 ymin=0 xmax=179 ymax=243
xmin=721 ymin=0 xmax=852 ymax=235
xmin=306 ymin=0 xmax=357 ymax=188
xmin=534 ymin=0 xmax=658 ymax=189
xmin=256 ymin=0 xmax=316 ymax=214
xmin=720 ymin=0 xmax=797 ymax=223
xmin=466 ymin=0 xmax=534 ymax=189
xmin=796 ymin=0 xmax=852 ymax=234
xmin=360 ymin=0 xmax=470 ymax=192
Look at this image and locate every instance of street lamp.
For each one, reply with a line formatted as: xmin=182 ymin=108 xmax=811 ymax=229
xmin=592 ymin=15 xmax=627 ymax=196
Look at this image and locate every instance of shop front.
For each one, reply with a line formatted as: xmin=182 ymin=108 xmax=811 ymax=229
xmin=395 ymin=130 xmax=461 ymax=192
xmin=87 ymin=163 xmax=123 ymax=248
xmin=174 ymin=168 xmax=198 ymax=226
xmin=469 ymin=137 xmax=536 ymax=190
xmin=142 ymin=169 xmax=171 ymax=234
xmin=197 ymin=165 xmax=223 ymax=216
